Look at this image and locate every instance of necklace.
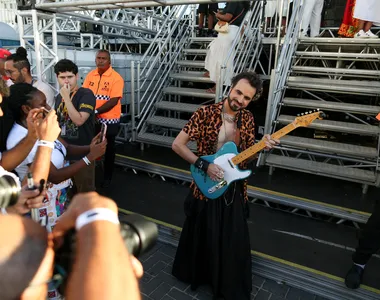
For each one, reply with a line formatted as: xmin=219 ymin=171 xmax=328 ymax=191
xmin=223 ymin=113 xmax=236 ymax=123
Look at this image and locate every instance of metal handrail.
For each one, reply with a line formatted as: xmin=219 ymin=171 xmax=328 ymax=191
xmin=215 ymin=0 xmax=264 ymax=102
xmin=263 ymin=0 xmax=304 ymax=135
xmin=130 ymin=5 xmax=192 ymax=138
xmin=137 ymin=25 xmax=191 ymax=131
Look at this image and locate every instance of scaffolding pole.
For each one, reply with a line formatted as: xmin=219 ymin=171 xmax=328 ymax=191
xmin=36 ymin=0 xmax=252 ymax=11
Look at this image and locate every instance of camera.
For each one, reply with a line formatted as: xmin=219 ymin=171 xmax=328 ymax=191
xmin=54 ymin=213 xmax=158 ymax=295
xmin=0 ymin=167 xmax=21 ymax=208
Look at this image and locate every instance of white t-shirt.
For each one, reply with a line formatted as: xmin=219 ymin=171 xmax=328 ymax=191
xmin=6 ymin=123 xmax=38 ymax=181
xmin=33 ymin=80 xmax=56 ymax=109
xmin=6 ymin=124 xmax=71 ymax=231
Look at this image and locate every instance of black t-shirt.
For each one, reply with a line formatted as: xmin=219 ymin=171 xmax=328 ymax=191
xmin=55 ymin=87 xmax=96 ymax=147
xmin=224 ymin=2 xmax=247 ymax=27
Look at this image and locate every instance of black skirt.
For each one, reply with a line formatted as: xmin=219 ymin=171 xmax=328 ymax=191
xmin=172 ymin=182 xmax=252 ymax=300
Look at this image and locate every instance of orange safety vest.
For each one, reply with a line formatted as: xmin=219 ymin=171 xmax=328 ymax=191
xmin=83 ymin=66 xmax=124 ymax=124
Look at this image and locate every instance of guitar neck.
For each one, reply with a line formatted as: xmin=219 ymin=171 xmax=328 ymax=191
xmin=231 ymin=122 xmax=297 ymax=165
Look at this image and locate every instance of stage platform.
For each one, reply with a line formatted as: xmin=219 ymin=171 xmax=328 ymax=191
xmin=97 ymin=143 xmax=380 ymax=300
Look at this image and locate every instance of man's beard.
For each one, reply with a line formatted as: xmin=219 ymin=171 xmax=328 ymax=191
xmin=227 ymin=95 xmax=243 ymax=112
xmin=14 ymin=73 xmax=24 ymax=84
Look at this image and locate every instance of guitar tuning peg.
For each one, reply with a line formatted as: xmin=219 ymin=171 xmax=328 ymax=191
xmin=297 ymin=114 xmax=300 ymax=116
xmin=309 ymin=111 xmax=312 ymax=114
xmin=301 ymin=113 xmax=304 ymax=116
xmin=317 ymin=108 xmax=320 ymax=111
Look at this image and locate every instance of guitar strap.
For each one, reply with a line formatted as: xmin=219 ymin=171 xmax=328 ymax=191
xmin=234 ymin=113 xmax=242 ymax=150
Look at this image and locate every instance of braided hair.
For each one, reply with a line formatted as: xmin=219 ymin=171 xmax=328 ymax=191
xmin=8 ymin=83 xmax=39 ymax=123
xmin=5 ymin=47 xmax=31 ymax=73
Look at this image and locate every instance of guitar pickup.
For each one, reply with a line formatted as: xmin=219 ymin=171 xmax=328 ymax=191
xmin=208 ymin=180 xmax=227 ymax=194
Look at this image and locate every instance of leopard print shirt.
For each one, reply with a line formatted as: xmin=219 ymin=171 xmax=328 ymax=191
xmin=183 ymin=101 xmax=255 ymax=201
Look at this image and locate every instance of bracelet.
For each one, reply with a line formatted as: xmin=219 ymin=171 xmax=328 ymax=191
xmin=75 ymin=208 xmax=120 ymax=231
xmin=37 ymin=140 xmax=54 ymax=149
xmin=1 ymin=208 xmax=7 ymax=215
xmin=82 ymin=156 xmax=91 ymax=166
xmin=194 ymin=158 xmax=209 ymax=173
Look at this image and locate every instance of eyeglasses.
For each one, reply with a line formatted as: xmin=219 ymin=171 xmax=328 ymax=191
xmin=4 ymin=69 xmax=15 ymax=76
xmin=28 ymin=264 xmax=67 ymax=290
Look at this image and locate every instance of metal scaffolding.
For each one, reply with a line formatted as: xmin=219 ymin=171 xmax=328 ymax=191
xmin=35 ymin=0 xmax=249 ymax=11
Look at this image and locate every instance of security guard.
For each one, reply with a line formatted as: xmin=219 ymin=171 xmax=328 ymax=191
xmin=83 ymin=49 xmax=124 ymax=188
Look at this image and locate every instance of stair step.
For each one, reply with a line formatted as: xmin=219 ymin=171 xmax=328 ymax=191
xmin=299 ymin=37 xmax=380 ymax=46
xmin=177 ymin=60 xmax=205 ymax=68
xmin=292 ymin=66 xmax=380 ymax=78
xmin=282 ymin=98 xmax=380 ymax=115
xmin=155 ymin=101 xmax=200 ymax=113
xmin=190 ymin=37 xmax=215 ymax=43
xmin=295 ymin=51 xmax=380 ymax=61
xmin=266 ymin=154 xmax=377 ymax=183
xmin=162 ymin=87 xmax=215 ymax=99
xmin=170 ymin=71 xmax=213 ymax=83
xmin=287 ymin=76 xmax=380 ymax=96
xmin=183 ymin=48 xmax=208 ymax=55
xmin=277 ymin=114 xmax=380 ymax=136
xmin=146 ymin=116 xmax=187 ymax=130
xmin=280 ymin=136 xmax=378 ymax=159
xmin=137 ymin=132 xmax=196 ymax=151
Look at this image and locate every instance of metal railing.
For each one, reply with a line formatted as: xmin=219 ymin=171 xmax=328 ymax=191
xmin=130 ymin=5 xmax=192 ymax=140
xmin=215 ymin=0 xmax=265 ymax=102
xmin=263 ymin=0 xmax=304 ymax=136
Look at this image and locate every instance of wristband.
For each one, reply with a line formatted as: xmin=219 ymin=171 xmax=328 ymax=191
xmin=194 ymin=158 xmax=209 ymax=173
xmin=75 ymin=208 xmax=120 ymax=231
xmin=1 ymin=208 xmax=7 ymax=215
xmin=37 ymin=140 xmax=54 ymax=149
xmin=82 ymin=156 xmax=91 ymax=166
xmin=95 ymin=109 xmax=98 ymax=114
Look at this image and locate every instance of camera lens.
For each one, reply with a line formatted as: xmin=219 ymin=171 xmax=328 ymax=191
xmin=119 ymin=214 xmax=159 ymax=257
xmin=0 ymin=174 xmax=21 ymax=208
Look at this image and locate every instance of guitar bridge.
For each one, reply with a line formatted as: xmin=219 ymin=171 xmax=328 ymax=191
xmin=208 ymin=180 xmax=227 ymax=194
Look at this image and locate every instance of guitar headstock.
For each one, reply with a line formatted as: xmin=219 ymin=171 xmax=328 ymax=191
xmin=293 ymin=109 xmax=325 ymax=127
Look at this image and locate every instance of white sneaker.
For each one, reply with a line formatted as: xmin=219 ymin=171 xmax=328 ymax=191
xmin=354 ymin=29 xmax=369 ymax=38
xmin=365 ymin=30 xmax=378 ymax=38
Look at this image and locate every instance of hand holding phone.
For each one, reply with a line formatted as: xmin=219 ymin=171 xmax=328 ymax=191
xmin=98 ymin=123 xmax=107 ymax=144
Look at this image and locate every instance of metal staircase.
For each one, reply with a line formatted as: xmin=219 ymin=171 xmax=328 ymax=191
xmin=132 ymin=1 xmax=263 ymax=150
xmin=262 ymin=10 xmax=380 ymax=192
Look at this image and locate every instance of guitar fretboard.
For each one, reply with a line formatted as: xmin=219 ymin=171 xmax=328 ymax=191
xmin=231 ymin=122 xmax=297 ymax=165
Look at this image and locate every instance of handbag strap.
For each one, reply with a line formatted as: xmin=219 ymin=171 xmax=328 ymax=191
xmin=229 ymin=9 xmax=245 ymax=25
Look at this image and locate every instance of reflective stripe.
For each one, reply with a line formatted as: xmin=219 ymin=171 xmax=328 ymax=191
xmin=98 ymin=118 xmax=120 ymax=124
xmin=95 ymin=94 xmax=111 ymax=101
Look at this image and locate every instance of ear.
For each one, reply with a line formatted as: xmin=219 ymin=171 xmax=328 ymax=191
xmin=75 ymin=73 xmax=79 ymax=81
xmin=21 ymin=67 xmax=29 ymax=76
xmin=21 ymin=104 xmax=31 ymax=115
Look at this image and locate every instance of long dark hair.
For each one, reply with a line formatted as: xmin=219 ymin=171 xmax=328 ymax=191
xmin=0 ymin=83 xmax=37 ymax=151
xmin=8 ymin=83 xmax=39 ymax=123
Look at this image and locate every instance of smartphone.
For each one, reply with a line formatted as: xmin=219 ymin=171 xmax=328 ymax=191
xmin=42 ymin=107 xmax=51 ymax=118
xmin=98 ymin=123 xmax=107 ymax=144
xmin=36 ymin=107 xmax=50 ymax=119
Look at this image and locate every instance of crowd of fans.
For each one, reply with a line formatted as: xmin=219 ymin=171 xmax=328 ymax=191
xmin=0 ymin=47 xmax=142 ymax=300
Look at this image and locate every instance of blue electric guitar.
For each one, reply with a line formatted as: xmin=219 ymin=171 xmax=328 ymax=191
xmin=190 ymin=111 xmax=324 ymax=199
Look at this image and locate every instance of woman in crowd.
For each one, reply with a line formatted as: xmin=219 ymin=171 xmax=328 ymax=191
xmin=6 ymin=83 xmax=106 ymax=232
xmin=204 ymin=1 xmax=250 ymax=93
xmin=353 ymin=0 xmax=379 ymax=38
xmin=338 ymin=0 xmax=358 ymax=37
